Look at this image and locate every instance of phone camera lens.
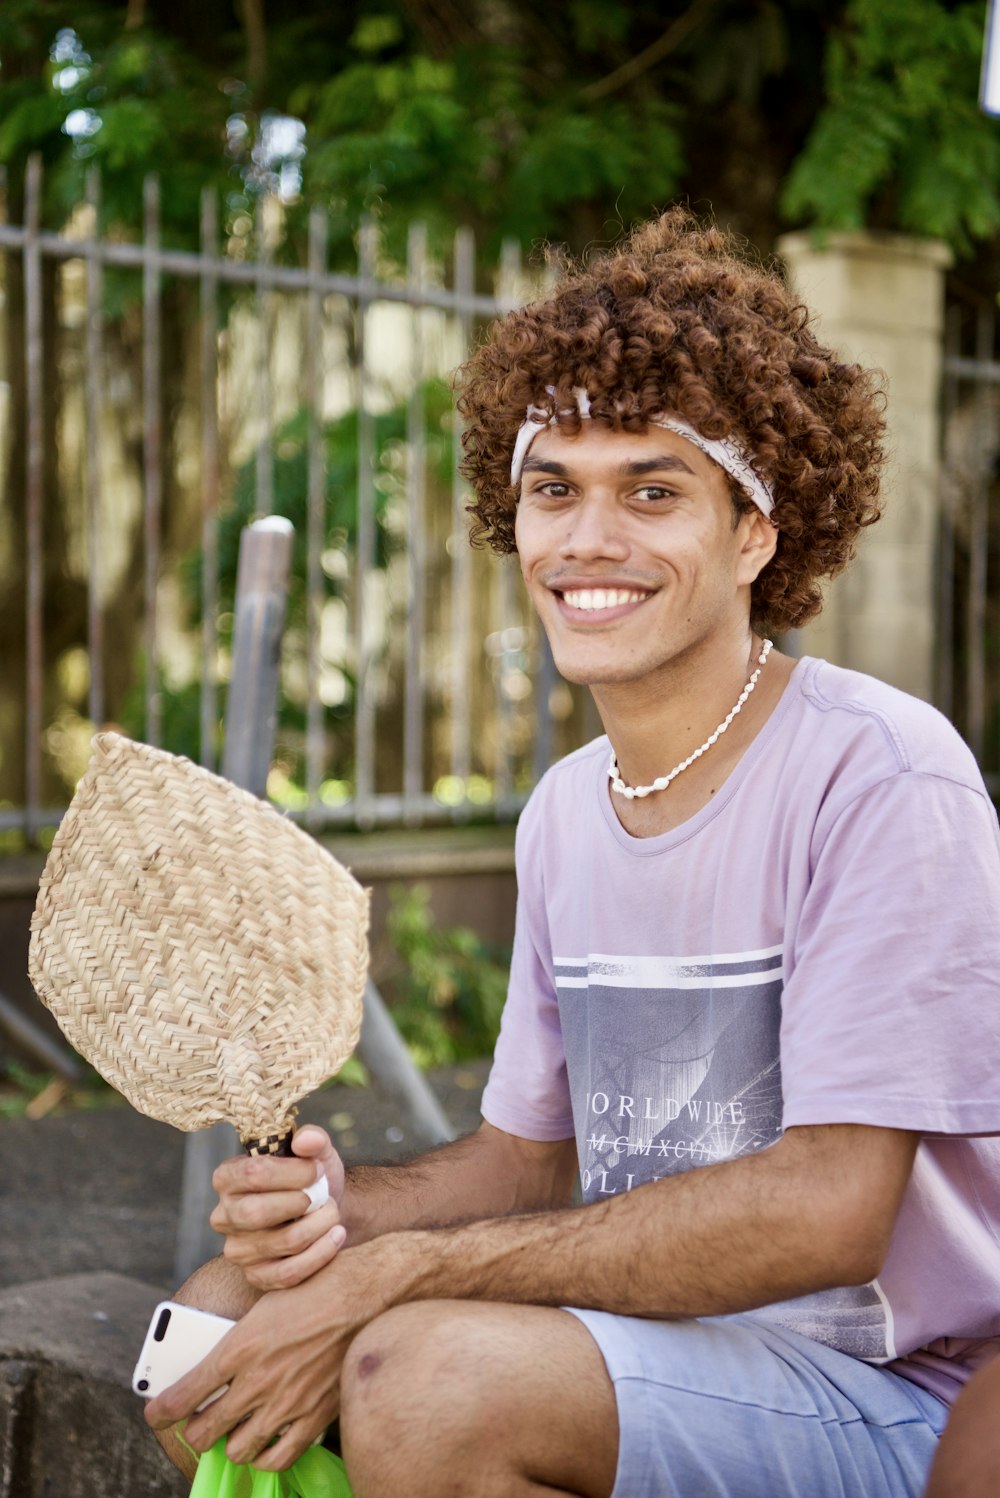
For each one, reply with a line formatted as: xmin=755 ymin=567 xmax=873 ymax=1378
xmin=137 ymin=1378 xmax=149 ymax=1392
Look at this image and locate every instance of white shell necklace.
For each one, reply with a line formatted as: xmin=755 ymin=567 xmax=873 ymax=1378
xmin=608 ymin=638 xmax=773 ymax=800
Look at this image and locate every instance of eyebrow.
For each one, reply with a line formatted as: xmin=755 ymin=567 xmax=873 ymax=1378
xmin=520 ymin=454 xmax=696 ymax=477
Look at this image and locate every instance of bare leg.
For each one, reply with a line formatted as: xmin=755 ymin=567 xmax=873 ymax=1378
xmin=340 ymin=1301 xmax=619 ymax=1498
xmin=152 ymin=1257 xmax=263 ymax=1482
xmin=925 ymin=1357 xmax=1000 ymax=1498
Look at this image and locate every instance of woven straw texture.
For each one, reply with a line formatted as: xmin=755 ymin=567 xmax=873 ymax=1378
xmin=29 ymin=732 xmax=369 ymax=1144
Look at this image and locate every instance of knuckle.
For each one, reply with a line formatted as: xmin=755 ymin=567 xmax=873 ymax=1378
xmin=283 ymin=1217 xmax=317 ymax=1253
xmin=229 ymin=1196 xmax=268 ymax=1231
xmin=274 ymin=1257 xmax=302 ymax=1289
xmin=243 ymin=1156 xmax=274 ymax=1189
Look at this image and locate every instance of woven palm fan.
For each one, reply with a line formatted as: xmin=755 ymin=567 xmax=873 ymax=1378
xmin=28 ymin=732 xmax=369 ymax=1157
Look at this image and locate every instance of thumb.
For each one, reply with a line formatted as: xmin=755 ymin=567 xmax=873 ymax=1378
xmin=292 ymin=1125 xmax=346 ymax=1203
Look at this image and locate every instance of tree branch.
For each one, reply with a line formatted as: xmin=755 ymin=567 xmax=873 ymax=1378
xmin=582 ymin=0 xmax=717 ymax=103
xmin=236 ymin=0 xmax=267 ymax=91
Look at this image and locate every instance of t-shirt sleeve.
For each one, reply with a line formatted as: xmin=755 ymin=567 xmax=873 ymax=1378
xmin=480 ymin=801 xmax=576 ymax=1141
xmin=780 ymin=771 xmax=1000 ymax=1135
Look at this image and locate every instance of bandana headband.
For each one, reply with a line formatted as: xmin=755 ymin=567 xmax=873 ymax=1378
xmin=510 ymin=386 xmax=775 ymax=520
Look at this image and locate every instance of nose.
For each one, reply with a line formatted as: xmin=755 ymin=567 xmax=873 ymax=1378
xmin=557 ymin=494 xmax=630 ymax=563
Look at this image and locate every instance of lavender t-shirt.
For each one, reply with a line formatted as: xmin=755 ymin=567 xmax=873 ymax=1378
xmin=481 ymin=658 xmax=1000 ymax=1404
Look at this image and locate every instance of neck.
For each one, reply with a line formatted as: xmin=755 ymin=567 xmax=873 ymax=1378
xmin=592 ymin=623 xmax=759 ymax=790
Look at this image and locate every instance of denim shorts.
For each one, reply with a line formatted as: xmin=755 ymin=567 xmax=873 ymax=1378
xmin=564 ymin=1309 xmax=949 ymax=1498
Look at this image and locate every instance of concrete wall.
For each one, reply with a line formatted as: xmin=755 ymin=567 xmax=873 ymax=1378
xmin=777 ymin=231 xmax=952 ymax=700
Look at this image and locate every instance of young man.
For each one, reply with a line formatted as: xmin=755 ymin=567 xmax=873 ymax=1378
xmin=148 ymin=210 xmax=1000 ymax=1498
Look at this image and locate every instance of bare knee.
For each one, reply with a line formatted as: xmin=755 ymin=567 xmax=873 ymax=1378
xmin=340 ymin=1303 xmax=617 ymax=1498
xmin=173 ymin=1253 xmax=262 ymax=1320
xmin=340 ymin=1303 xmax=492 ymax=1494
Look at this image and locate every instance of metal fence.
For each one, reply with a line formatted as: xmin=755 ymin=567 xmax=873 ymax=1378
xmin=939 ymin=281 xmax=1000 ymax=797
xmin=3 ymin=156 xmax=996 ymax=840
xmin=0 ymin=156 xmax=589 ymax=842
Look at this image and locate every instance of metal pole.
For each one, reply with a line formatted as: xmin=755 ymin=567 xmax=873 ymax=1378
xmin=359 ymin=981 xmax=454 ymax=1145
xmin=24 ymin=154 xmax=44 ymax=847
xmin=143 ymin=174 xmax=163 ymax=746
xmin=0 ymin=992 xmax=83 ymax=1082
xmin=221 ymin=517 xmax=295 ymax=796
xmin=175 ymin=517 xmax=294 ymax=1283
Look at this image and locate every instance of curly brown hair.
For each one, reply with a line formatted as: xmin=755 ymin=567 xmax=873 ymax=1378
xmin=456 ymin=208 xmax=886 ymax=631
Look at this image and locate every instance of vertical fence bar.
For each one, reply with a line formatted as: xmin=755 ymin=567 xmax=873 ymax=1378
xmin=966 ymin=305 xmax=991 ymax=766
xmin=199 ymin=187 xmax=220 ymax=770
xmin=143 ymin=174 xmax=162 ymax=746
xmin=937 ymin=304 xmax=960 ymax=723
xmin=305 ymin=206 xmax=327 ymax=827
xmin=404 ymin=222 xmax=427 ymax=817
xmin=533 ymin=634 xmax=556 ymax=785
xmin=354 ymin=219 xmax=377 ymax=818
xmin=84 ymin=169 xmax=105 ymax=732
xmin=254 ymin=195 xmax=273 ymax=520
xmin=491 ymin=239 xmax=523 ymax=807
xmin=23 ymin=155 xmax=44 ymax=844
xmin=494 ymin=560 xmax=517 ymax=806
xmin=450 ymin=227 xmax=474 ymax=803
xmin=0 ymin=166 xmax=5 ymax=480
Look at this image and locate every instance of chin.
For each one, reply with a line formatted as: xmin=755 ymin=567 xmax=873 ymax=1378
xmin=549 ymin=654 xmax=646 ymax=688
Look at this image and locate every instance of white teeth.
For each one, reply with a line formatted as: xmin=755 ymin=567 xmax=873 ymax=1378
xmin=561 ymin=588 xmax=648 ymax=612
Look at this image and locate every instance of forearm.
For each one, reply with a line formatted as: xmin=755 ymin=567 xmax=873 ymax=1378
xmin=341 ymin=1121 xmax=577 ymax=1245
xmin=350 ymin=1124 xmax=917 ymax=1321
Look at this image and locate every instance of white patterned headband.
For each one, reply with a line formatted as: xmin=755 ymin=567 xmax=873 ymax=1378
xmin=510 ymin=386 xmax=775 ymax=520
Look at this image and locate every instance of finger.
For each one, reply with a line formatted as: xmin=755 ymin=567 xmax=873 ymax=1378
xmin=176 ymin=1383 xmax=252 ymax=1456
xmin=243 ymin=1225 xmax=347 ymax=1291
xmin=213 ymin=1153 xmax=319 ymax=1198
xmin=292 ymin=1127 xmax=346 ymax=1202
xmin=290 ymin=1125 xmax=333 ymax=1161
xmin=221 ymin=1203 xmax=340 ymax=1265
xmin=145 ymin=1347 xmax=234 ymax=1434
xmin=212 ymin=1188 xmax=325 ymax=1234
xmin=246 ymin=1417 xmax=321 ymax=1473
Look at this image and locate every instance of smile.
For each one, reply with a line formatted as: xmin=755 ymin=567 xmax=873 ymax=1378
xmin=560 ymin=588 xmax=651 ymax=612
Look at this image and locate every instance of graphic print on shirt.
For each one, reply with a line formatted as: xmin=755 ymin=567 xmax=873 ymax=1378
xmin=555 ymin=948 xmax=785 ymax=1196
xmin=554 ymin=948 xmax=894 ymax=1362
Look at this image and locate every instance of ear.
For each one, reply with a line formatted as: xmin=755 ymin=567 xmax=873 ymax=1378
xmin=736 ymin=511 xmax=779 ymax=586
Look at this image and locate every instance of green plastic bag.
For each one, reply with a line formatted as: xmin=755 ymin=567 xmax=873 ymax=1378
xmin=189 ymin=1438 xmax=354 ymax=1498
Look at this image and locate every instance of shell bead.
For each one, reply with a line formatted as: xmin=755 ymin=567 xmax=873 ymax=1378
xmin=608 ymin=639 xmax=774 ymax=800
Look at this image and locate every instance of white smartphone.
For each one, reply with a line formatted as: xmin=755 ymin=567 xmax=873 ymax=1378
xmin=132 ymin=1300 xmax=235 ymax=1405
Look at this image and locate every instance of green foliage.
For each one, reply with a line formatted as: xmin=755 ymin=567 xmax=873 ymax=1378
xmin=782 ymin=0 xmax=1000 ymax=250
xmin=299 ymin=28 xmax=685 ymax=255
xmin=2 ymin=1 xmax=999 ymax=256
xmin=0 ymin=6 xmax=237 ymax=239
xmin=383 ymin=884 xmax=509 ymax=1068
xmin=115 ymin=379 xmax=455 ymax=770
xmin=208 ymin=375 xmax=454 ymax=635
xmin=0 ymin=1056 xmax=121 ymax=1117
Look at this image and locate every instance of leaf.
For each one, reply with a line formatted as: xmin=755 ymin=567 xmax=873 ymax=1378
xmin=782 ymin=0 xmax=1000 ymax=248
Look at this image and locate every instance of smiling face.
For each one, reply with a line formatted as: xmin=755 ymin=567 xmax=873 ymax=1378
xmin=513 ymin=421 xmax=777 ymax=692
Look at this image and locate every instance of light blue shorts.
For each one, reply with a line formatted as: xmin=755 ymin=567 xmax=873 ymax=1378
xmin=565 ymin=1309 xmax=949 ymax=1498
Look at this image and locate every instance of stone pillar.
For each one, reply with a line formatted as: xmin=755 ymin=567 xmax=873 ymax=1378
xmin=776 ymin=231 xmax=952 ymax=700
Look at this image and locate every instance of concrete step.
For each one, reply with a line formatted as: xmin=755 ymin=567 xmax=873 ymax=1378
xmin=0 ymin=1272 xmax=187 ymax=1497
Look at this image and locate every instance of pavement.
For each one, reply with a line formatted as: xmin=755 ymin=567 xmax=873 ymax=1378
xmin=0 ymin=1061 xmax=489 ymax=1496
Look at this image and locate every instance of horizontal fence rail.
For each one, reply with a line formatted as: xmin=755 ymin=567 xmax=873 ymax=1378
xmin=0 ymin=155 xmax=591 ymax=843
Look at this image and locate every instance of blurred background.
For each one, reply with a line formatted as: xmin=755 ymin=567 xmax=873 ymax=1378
xmin=1 ymin=0 xmax=1000 ymax=1093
